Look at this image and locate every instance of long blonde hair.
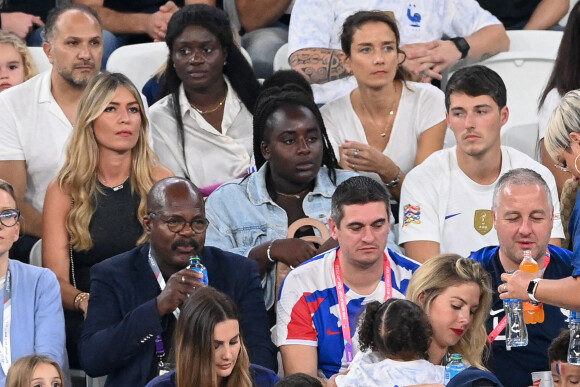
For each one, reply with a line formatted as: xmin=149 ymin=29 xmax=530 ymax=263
xmin=57 ymin=71 xmax=159 ymax=251
xmin=6 ymin=355 xmax=64 ymax=387
xmin=406 ymin=254 xmax=493 ymax=369
xmin=175 ymin=287 xmax=252 ymax=387
xmin=0 ymin=30 xmax=37 ymax=82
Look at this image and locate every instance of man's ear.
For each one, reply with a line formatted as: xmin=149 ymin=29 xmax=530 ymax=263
xmin=143 ymin=215 xmax=152 ymax=234
xmin=43 ymin=42 xmax=54 ymax=65
xmin=329 ymin=217 xmax=339 ymax=240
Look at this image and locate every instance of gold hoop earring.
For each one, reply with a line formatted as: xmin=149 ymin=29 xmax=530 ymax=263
xmin=575 ymin=154 xmax=580 ymax=174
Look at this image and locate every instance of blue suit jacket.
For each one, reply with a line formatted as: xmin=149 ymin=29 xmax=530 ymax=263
xmin=79 ymin=243 xmax=276 ymax=386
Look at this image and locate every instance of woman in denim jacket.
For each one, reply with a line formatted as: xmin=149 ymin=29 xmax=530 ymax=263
xmin=206 ymin=82 xmax=356 ymax=311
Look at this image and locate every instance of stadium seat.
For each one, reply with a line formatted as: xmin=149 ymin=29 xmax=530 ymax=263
xmin=28 ymin=46 xmax=52 ymax=73
xmin=273 ymin=43 xmax=290 ymax=71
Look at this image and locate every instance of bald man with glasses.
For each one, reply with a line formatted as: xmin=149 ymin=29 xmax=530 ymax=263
xmin=79 ymin=177 xmax=276 ymax=386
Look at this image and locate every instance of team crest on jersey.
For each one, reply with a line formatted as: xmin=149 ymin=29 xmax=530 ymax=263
xmin=474 ymin=209 xmax=493 ymax=235
xmin=403 ymin=205 xmax=421 ymax=227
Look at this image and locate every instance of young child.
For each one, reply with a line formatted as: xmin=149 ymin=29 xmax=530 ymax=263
xmin=0 ymin=31 xmax=37 ymax=92
xmin=6 ymin=354 xmax=64 ymax=387
xmin=549 ymin=329 xmax=580 ymax=386
xmin=329 ymin=298 xmax=445 ymax=387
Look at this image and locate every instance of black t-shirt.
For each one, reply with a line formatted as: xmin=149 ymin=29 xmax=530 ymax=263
xmin=0 ymin=0 xmax=55 ymax=22
xmin=477 ymin=0 xmax=542 ymax=29
xmin=103 ymin=0 xmax=184 ymax=13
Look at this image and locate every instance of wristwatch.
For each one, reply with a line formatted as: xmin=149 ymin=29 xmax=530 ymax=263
xmin=527 ymin=278 xmax=542 ymax=303
xmin=450 ymin=37 xmax=470 ymax=59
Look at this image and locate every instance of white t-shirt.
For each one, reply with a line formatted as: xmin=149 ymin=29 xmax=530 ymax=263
xmin=538 ymin=88 xmax=562 ymax=140
xmin=148 ymin=78 xmax=253 ymax=191
xmin=288 ymin=0 xmax=501 ymax=103
xmin=0 ymin=71 xmax=71 ymax=213
xmin=321 ymin=82 xmax=445 ymax=174
xmin=398 ymin=146 xmax=564 ymax=257
xmin=335 ymin=351 xmax=445 ymax=387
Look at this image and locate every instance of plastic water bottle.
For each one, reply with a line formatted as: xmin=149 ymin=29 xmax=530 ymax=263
xmin=444 ymin=353 xmax=467 ymax=385
xmin=519 ymin=250 xmax=544 ymax=324
xmin=504 ymin=298 xmax=528 ymax=349
xmin=568 ymin=311 xmax=580 ymax=365
xmin=187 ymin=256 xmax=208 ymax=286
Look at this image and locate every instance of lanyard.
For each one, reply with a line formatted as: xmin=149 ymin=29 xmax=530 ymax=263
xmin=148 ymin=249 xmax=179 ymax=363
xmin=0 ymin=266 xmax=11 ymax=375
xmin=487 ymin=249 xmax=551 ymax=343
xmin=334 ymin=249 xmax=392 ymax=363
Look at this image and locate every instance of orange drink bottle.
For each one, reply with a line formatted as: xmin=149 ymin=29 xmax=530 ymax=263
xmin=519 ymin=250 xmax=544 ymax=324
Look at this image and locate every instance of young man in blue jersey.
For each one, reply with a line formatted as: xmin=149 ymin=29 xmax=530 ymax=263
xmin=274 ymin=176 xmax=420 ymax=383
xmin=471 ymin=168 xmax=573 ymax=387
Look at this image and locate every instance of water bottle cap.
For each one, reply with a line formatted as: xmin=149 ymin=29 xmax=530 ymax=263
xmin=450 ymin=353 xmax=462 ymax=361
xmin=189 ymin=256 xmax=201 ymax=263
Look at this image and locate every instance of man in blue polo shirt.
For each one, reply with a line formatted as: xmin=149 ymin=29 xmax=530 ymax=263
xmin=471 ymin=168 xmax=573 ymax=387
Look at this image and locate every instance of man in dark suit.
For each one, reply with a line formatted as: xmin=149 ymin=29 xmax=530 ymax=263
xmin=79 ymin=177 xmax=276 ymax=386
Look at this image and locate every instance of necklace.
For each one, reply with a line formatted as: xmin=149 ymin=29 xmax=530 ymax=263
xmin=275 ymin=188 xmax=309 ymax=199
xmin=189 ymin=90 xmax=227 ymax=115
xmin=100 ymin=175 xmax=129 ymax=191
xmin=360 ymin=83 xmax=398 ymax=138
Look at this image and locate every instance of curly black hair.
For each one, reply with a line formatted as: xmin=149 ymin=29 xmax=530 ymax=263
xmin=252 ymin=82 xmax=338 ymax=184
xmin=359 ymin=299 xmax=432 ymax=361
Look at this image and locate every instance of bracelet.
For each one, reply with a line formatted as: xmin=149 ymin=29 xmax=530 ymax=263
xmin=267 ymin=241 xmax=276 ymax=263
xmin=73 ymin=292 xmax=89 ymax=311
xmin=384 ymin=169 xmax=402 ymax=188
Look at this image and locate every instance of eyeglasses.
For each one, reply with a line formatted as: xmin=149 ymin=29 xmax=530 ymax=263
xmin=149 ymin=213 xmax=209 ymax=234
xmin=0 ymin=209 xmax=20 ymax=227
xmin=554 ymin=160 xmax=569 ymax=172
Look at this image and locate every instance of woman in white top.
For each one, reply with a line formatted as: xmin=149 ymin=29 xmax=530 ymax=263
xmin=321 ymin=11 xmax=446 ymax=200
xmin=148 ymin=5 xmax=261 ymax=196
xmin=538 ymin=1 xmax=580 ymax=196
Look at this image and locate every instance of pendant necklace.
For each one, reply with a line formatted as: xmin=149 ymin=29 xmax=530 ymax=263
xmin=361 ymin=83 xmax=398 ymax=138
xmin=189 ymin=87 xmax=228 ymax=115
xmin=100 ymin=175 xmax=129 ymax=191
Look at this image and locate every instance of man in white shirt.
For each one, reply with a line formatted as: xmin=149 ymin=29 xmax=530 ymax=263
xmin=399 ymin=65 xmax=563 ymax=263
xmin=0 ymin=4 xmax=103 ymax=260
xmin=288 ymin=0 xmax=509 ymax=104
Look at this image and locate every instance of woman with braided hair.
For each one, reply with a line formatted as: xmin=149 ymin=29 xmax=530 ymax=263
xmin=205 ymin=82 xmax=355 ymax=311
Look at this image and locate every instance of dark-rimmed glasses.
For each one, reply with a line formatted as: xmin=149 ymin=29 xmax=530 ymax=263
xmin=0 ymin=209 xmax=20 ymax=227
xmin=149 ymin=213 xmax=209 ymax=234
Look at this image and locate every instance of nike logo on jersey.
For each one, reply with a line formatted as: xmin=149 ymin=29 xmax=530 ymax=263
xmin=445 ymin=213 xmax=461 ymax=220
xmin=327 ymin=328 xmax=341 ymax=336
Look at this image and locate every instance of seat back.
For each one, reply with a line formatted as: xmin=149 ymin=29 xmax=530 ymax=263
xmin=500 ymin=123 xmax=540 ymax=161
xmin=273 ymin=43 xmax=290 ymax=71
xmin=29 ymin=239 xmax=43 ymax=267
xmin=28 ymin=46 xmax=52 ymax=73
xmin=106 ymin=42 xmax=168 ymax=91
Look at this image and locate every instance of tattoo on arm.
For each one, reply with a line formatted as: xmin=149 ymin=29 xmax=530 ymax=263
xmin=290 ymin=48 xmax=350 ymax=85
xmin=479 ymin=52 xmax=493 ymax=61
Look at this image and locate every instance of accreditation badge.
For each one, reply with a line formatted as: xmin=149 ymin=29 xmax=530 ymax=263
xmin=158 ymin=361 xmax=175 ymax=376
xmin=474 ymin=209 xmax=493 ymax=235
